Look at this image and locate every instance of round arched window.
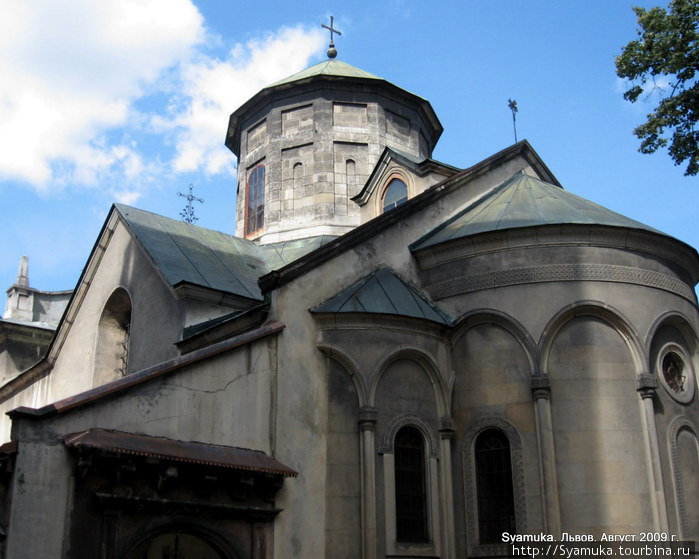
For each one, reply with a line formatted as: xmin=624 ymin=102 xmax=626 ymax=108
xmin=382 ymin=178 xmax=408 ymax=213
xmin=657 ymin=343 xmax=695 ymax=404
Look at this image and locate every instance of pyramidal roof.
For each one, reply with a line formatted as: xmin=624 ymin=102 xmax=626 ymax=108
xmin=412 ymin=171 xmax=664 ymax=250
xmin=311 ymin=267 xmax=450 ymax=325
xmin=269 ymin=59 xmax=383 ymax=87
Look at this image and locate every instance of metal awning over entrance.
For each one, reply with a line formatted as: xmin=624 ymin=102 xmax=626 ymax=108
xmin=63 ymin=429 xmax=298 ymax=477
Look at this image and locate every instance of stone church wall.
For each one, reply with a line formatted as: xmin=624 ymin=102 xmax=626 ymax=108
xmin=4 ymin=334 xmax=275 ymax=558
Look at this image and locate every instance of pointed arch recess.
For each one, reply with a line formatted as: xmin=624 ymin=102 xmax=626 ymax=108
xmin=317 ymin=343 xmax=367 ymax=408
xmin=368 ymin=346 xmax=448 ymax=417
xmin=539 ymin=300 xmax=646 ymax=377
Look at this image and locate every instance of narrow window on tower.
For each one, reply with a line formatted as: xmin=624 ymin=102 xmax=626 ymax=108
xmin=394 ymin=426 xmax=429 ymax=543
xmin=245 ymin=164 xmax=265 ymax=235
xmin=382 ymin=178 xmax=408 ymax=213
xmin=475 ymin=428 xmax=516 ymax=543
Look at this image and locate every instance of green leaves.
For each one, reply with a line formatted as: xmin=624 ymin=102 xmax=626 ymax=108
xmin=616 ymin=0 xmax=699 ymax=175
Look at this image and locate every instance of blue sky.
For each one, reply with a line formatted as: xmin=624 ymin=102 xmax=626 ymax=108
xmin=0 ymin=0 xmax=696 ymax=297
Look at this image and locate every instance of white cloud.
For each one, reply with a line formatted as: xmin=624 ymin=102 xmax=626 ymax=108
xmin=0 ymin=0 xmax=204 ymax=190
xmin=156 ymin=25 xmax=326 ymax=176
xmin=615 ymin=75 xmax=674 ymax=114
xmin=0 ymin=3 xmax=326 ymax=199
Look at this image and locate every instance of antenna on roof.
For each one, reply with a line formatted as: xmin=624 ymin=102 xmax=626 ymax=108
xmin=178 ymin=184 xmax=204 ymax=224
xmin=508 ymin=99 xmax=519 ymax=143
xmin=322 ymin=16 xmax=342 ymax=59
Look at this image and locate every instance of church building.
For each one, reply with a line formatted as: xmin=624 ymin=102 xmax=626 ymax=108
xmin=0 ymin=37 xmax=697 ymax=559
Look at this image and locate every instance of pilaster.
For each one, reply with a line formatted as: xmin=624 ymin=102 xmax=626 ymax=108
xmin=358 ymin=406 xmax=377 ymax=559
xmin=636 ymin=375 xmax=669 ymax=531
xmin=531 ymin=376 xmax=561 ymax=536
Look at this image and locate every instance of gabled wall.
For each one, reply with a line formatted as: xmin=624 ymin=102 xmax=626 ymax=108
xmin=0 ymin=218 xmax=186 ymax=442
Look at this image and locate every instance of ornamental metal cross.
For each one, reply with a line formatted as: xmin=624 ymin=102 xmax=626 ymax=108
xmin=322 ymin=16 xmax=341 ymax=48
xmin=322 ymin=16 xmax=342 ymax=58
xmin=178 ymin=183 xmax=204 ymax=224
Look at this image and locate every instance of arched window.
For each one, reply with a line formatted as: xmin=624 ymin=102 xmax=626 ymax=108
xmin=394 ymin=426 xmax=428 ymax=543
xmin=475 ymin=429 xmax=516 ymax=543
xmin=346 ymin=159 xmax=356 ymax=191
xmin=245 ymin=164 xmax=265 ymax=235
xmin=128 ymin=530 xmax=227 ymax=559
xmin=293 ymin=162 xmax=303 ymax=190
xmin=382 ymin=178 xmax=408 ymax=213
xmin=94 ymin=288 xmax=132 ymax=384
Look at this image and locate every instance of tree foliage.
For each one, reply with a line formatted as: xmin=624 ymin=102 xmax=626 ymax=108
xmin=616 ymin=0 xmax=699 ymax=175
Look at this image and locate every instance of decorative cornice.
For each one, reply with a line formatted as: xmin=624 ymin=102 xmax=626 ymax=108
xmin=413 ymin=225 xmax=699 ymax=282
xmin=531 ymin=376 xmax=551 ymax=400
xmin=313 ymin=312 xmax=449 ymax=339
xmin=358 ymin=406 xmax=377 ymax=430
xmin=427 ymin=263 xmax=695 ymax=302
xmin=636 ymin=374 xmax=659 ymax=393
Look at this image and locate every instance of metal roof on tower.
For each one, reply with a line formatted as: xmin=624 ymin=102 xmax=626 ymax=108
xmin=225 ymin=58 xmax=442 ymax=157
xmin=268 ymin=59 xmax=383 ymax=86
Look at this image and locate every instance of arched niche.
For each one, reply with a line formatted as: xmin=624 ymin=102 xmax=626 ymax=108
xmin=668 ymin=418 xmax=699 ymax=541
xmin=94 ymin=287 xmax=132 ymax=386
xmin=125 ymin=525 xmax=236 ymax=559
xmin=325 ymin=355 xmax=361 ymax=559
xmin=647 ymin=314 xmax=698 ymax=405
xmin=451 ymin=320 xmax=534 ymax=427
xmin=545 ymin=313 xmax=652 ymax=532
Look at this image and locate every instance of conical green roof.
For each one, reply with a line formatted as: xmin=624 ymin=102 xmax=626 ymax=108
xmin=269 ymin=59 xmax=382 ymax=87
xmin=412 ymin=172 xmax=664 ymax=250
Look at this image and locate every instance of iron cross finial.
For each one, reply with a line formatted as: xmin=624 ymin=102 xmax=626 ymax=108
xmin=177 ymin=183 xmax=204 ymax=224
xmin=322 ymin=16 xmax=341 ymax=58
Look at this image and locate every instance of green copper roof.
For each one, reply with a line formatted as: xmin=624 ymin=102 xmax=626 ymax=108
xmin=116 ymin=205 xmax=268 ymax=300
xmin=115 ymin=205 xmax=339 ymax=302
xmin=411 ymin=172 xmax=664 ymax=250
xmin=311 ymin=267 xmax=450 ymax=325
xmin=269 ymin=59 xmax=382 ymax=87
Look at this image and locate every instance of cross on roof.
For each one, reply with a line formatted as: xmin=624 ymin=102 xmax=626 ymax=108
xmin=322 ymin=16 xmax=341 ymax=58
xmin=177 ymin=183 xmax=204 ymax=224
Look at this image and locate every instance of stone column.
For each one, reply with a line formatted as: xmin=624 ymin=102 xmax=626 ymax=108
xmin=531 ymin=377 xmax=561 ymax=536
xmin=359 ymin=407 xmax=377 ymax=559
xmin=439 ymin=417 xmax=456 ymax=559
xmin=636 ymin=375 xmax=669 ymax=532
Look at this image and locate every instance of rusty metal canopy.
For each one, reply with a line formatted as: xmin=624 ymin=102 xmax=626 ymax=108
xmin=63 ymin=429 xmax=298 ymax=477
